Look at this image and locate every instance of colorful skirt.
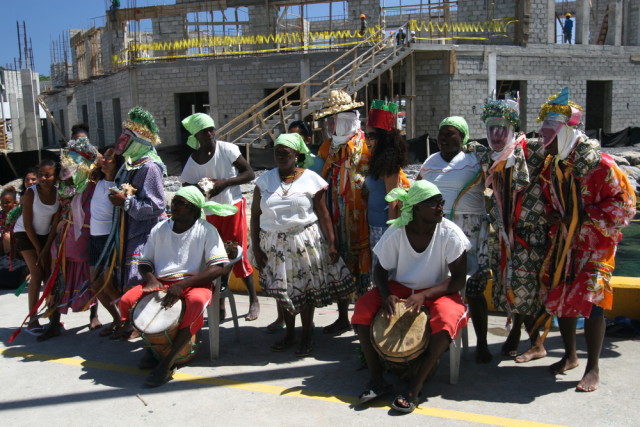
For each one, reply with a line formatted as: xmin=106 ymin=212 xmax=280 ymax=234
xmin=250 ymin=222 xmax=355 ymax=315
xmin=452 ymin=213 xmax=490 ymax=298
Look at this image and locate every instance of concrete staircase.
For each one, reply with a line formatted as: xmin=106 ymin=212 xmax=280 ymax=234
xmin=216 ymin=31 xmax=412 ymax=157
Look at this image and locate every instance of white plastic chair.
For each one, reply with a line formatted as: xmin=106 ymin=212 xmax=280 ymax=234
xmin=208 ymin=246 xmax=243 ymax=361
xmin=449 ymin=274 xmax=471 ymax=385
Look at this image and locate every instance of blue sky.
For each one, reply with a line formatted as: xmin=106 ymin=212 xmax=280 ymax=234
xmin=1 ymin=0 xmax=109 ymax=75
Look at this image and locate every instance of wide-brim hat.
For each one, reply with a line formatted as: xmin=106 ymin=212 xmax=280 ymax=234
xmin=313 ymin=90 xmax=364 ymax=120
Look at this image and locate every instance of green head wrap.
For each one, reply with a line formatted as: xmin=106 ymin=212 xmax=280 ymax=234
xmin=385 ymin=180 xmax=442 ymax=227
xmin=439 ymin=116 xmax=469 ymax=145
xmin=274 ymin=133 xmax=314 ymax=168
xmin=182 ymin=113 xmax=216 ymax=150
xmin=174 ymin=186 xmax=238 ymax=218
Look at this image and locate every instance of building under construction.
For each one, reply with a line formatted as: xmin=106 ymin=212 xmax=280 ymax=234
xmin=38 ymin=0 xmax=640 ymax=167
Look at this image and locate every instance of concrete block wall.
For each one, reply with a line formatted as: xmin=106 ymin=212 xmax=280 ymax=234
xmin=626 ymin=0 xmax=640 ymax=46
xmin=455 ymin=0 xmax=517 ymax=45
xmin=528 ymin=0 xmax=551 ymax=44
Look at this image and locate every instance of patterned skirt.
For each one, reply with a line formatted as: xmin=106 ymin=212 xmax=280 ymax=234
xmin=452 ymin=214 xmax=490 ymax=298
xmin=250 ymin=222 xmax=355 ymax=315
xmin=491 ymin=225 xmax=547 ymax=316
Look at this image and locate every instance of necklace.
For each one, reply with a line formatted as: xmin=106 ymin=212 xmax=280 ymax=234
xmin=279 ymin=169 xmax=301 ymax=195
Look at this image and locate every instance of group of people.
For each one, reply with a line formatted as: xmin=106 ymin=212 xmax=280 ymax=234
xmin=3 ymin=87 xmax=635 ymax=411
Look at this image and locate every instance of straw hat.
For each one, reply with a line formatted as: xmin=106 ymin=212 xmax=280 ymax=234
xmin=312 ymin=90 xmax=364 ymax=120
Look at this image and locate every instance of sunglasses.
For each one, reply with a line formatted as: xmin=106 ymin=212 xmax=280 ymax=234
xmin=171 ymin=198 xmax=191 ymax=208
xmin=419 ymin=198 xmax=446 ymax=208
xmin=365 ymin=132 xmax=380 ymax=140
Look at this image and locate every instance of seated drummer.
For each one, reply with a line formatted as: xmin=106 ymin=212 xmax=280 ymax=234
xmin=118 ymin=186 xmax=238 ymax=387
xmin=352 ymin=180 xmax=470 ymax=413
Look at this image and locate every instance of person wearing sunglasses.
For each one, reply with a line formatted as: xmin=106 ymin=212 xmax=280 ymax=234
xmin=352 ymin=180 xmax=470 ymax=413
xmin=117 ymin=186 xmax=237 ymax=387
xmin=417 ymin=116 xmax=491 ymax=363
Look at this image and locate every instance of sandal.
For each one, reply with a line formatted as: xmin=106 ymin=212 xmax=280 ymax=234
xmin=99 ymin=322 xmax=120 ymax=337
xmin=24 ymin=325 xmax=45 ymax=336
xmin=322 ymin=320 xmax=351 ymax=335
xmin=294 ymin=340 xmax=314 ymax=357
xmin=358 ymin=382 xmax=393 ymax=405
xmin=270 ymin=338 xmax=297 ymax=352
xmin=110 ymin=324 xmax=134 ymax=341
xmin=391 ymin=392 xmax=419 ymax=414
xmin=265 ymin=321 xmax=285 ymax=334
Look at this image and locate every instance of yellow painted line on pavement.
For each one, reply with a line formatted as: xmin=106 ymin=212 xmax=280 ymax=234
xmin=1 ymin=346 xmax=565 ymax=427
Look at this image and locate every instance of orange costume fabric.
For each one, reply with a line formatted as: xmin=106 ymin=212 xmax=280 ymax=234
xmin=318 ymin=129 xmax=372 ymax=294
xmin=540 ymin=138 xmax=636 ymax=317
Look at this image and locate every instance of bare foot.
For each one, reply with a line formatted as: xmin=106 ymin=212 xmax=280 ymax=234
xmin=550 ymin=355 xmax=579 ymax=375
xmin=576 ymin=368 xmax=599 ymax=392
xmin=515 ymin=345 xmax=547 ymax=363
xmin=245 ymin=301 xmax=260 ymax=321
xmin=475 ymin=345 xmax=493 ymax=364
xmin=89 ymin=316 xmax=103 ymax=331
xmin=501 ymin=336 xmax=520 ymax=357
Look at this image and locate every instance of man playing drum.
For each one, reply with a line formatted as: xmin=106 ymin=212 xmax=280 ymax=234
xmin=352 ymin=181 xmax=470 ymax=413
xmin=118 ymin=186 xmax=238 ymax=387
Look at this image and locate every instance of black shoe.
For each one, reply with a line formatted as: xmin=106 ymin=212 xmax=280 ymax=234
xmin=138 ymin=349 xmax=159 ymax=370
xmin=144 ymin=365 xmax=176 ymax=387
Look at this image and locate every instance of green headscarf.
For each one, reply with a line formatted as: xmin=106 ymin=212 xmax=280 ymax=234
xmin=274 ymin=133 xmax=314 ymax=168
xmin=439 ymin=116 xmax=470 ymax=145
xmin=182 ymin=113 xmax=216 ymax=150
xmin=385 ymin=180 xmax=442 ymax=227
xmin=174 ymin=186 xmax=238 ymax=218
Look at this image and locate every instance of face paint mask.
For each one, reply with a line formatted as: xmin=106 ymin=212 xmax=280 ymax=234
xmin=485 ymin=117 xmax=514 ymax=152
xmin=539 ymin=120 xmax=565 ymax=148
xmin=115 ymin=129 xmax=135 ymax=155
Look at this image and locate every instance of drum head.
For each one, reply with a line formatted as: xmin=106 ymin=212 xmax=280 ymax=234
xmin=371 ymin=300 xmax=430 ymax=363
xmin=132 ymin=291 xmax=182 ymax=334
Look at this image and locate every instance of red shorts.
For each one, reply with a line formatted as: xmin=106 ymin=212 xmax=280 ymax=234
xmin=119 ymin=281 xmax=212 ymax=335
xmin=351 ymin=281 xmax=469 ymax=339
xmin=206 ymin=198 xmax=253 ymax=279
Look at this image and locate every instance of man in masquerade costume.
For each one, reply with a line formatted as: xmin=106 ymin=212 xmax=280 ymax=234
xmin=108 ymin=107 xmax=167 ymax=295
xmin=537 ymin=87 xmax=635 ymax=392
xmin=465 ymin=96 xmax=549 ymax=363
xmin=314 ymin=90 xmax=368 ymax=334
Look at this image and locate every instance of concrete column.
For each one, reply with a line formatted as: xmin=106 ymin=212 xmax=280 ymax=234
xmin=20 ymin=69 xmax=40 ymax=152
xmin=605 ymin=0 xmax=624 ymax=46
xmin=487 ymin=51 xmax=497 ymax=98
xmin=8 ymin=93 xmax=21 ymax=151
xmin=547 ymin=0 xmax=557 ymax=44
xmin=207 ymin=65 xmax=219 ymax=125
xmin=576 ymin=0 xmax=590 ymax=44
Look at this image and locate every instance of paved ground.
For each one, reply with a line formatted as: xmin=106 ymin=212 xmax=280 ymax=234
xmin=1 ymin=289 xmax=639 ymax=427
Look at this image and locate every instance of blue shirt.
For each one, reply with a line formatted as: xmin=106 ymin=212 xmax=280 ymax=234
xmin=365 ymin=175 xmax=389 ymax=228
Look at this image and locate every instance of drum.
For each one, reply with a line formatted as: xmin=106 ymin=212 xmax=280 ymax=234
xmin=370 ymin=300 xmax=430 ymax=364
xmin=132 ymin=291 xmax=198 ymax=365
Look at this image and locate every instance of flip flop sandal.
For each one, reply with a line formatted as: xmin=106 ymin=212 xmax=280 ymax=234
xmin=358 ymin=382 xmax=393 ymax=405
xmin=294 ymin=341 xmax=314 ymax=357
xmin=391 ymin=393 xmax=419 ymax=414
xmin=265 ymin=321 xmax=285 ymax=334
xmin=270 ymin=338 xmax=297 ymax=352
xmin=24 ymin=326 xmax=45 ymax=336
xmin=99 ymin=323 xmax=120 ymax=337
xmin=322 ymin=322 xmax=351 ymax=335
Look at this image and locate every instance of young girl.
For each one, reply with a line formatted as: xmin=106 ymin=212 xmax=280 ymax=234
xmin=13 ymin=159 xmax=60 ymax=334
xmin=20 ymin=168 xmax=38 ymax=199
xmin=89 ymin=147 xmax=124 ymax=337
xmin=1 ymin=187 xmax=18 ymax=254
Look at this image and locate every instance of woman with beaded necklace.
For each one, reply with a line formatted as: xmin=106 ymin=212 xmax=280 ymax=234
xmin=250 ymin=133 xmax=354 ymax=356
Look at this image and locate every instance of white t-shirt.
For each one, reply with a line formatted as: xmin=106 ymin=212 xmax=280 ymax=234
xmin=255 ymin=168 xmax=328 ymax=232
xmin=419 ymin=151 xmax=484 ymax=215
xmin=90 ymin=179 xmax=115 ymax=236
xmin=139 ymin=218 xmax=229 ymax=279
xmin=179 ymin=140 xmax=243 ymax=205
xmin=373 ymin=218 xmax=471 ymax=290
xmin=13 ymin=185 xmax=60 ymax=235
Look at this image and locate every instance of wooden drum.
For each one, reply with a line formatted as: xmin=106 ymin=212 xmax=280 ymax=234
xmin=132 ymin=291 xmax=198 ymax=365
xmin=370 ymin=300 xmax=430 ymax=364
